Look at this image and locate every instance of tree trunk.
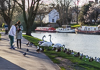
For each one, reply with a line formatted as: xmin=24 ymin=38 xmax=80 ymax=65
xmin=26 ymin=25 xmax=32 ymax=36
xmin=3 ymin=16 xmax=11 ymax=30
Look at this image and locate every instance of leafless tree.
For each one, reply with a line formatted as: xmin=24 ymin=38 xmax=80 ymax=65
xmin=13 ymin=0 xmax=40 ymax=35
xmin=0 ymin=0 xmax=15 ymax=30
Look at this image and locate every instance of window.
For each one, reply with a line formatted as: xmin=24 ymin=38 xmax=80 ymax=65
xmin=88 ymin=28 xmax=90 ymax=31
xmin=52 ymin=19 xmax=54 ymax=22
xmin=94 ymin=28 xmax=96 ymax=30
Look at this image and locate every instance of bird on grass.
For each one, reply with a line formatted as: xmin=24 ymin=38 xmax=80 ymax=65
xmin=23 ymin=52 xmax=26 ymax=56
xmin=74 ymin=52 xmax=80 ymax=57
xmin=89 ymin=57 xmax=94 ymax=62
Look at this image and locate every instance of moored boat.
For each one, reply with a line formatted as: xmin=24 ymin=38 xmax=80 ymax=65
xmin=56 ymin=25 xmax=75 ymax=33
xmin=76 ymin=25 xmax=100 ymax=34
xmin=35 ymin=27 xmax=56 ymax=32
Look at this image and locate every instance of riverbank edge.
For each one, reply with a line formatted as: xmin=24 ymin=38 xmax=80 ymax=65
xmin=23 ymin=34 xmax=100 ymax=70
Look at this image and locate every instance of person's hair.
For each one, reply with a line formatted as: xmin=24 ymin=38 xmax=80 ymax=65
xmin=15 ymin=24 xmax=18 ymax=26
xmin=17 ymin=21 xmax=20 ymax=25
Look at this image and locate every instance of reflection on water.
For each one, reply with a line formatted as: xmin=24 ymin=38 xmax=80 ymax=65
xmin=30 ymin=32 xmax=100 ymax=58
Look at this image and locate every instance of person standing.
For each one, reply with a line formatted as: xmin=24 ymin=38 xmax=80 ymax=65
xmin=16 ymin=21 xmax=23 ymax=49
xmin=8 ymin=24 xmax=18 ymax=49
xmin=4 ymin=24 xmax=8 ymax=34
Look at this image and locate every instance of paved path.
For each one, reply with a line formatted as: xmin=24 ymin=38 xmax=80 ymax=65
xmin=0 ymin=33 xmax=60 ymax=70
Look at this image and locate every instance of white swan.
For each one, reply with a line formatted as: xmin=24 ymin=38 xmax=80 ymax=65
xmin=40 ymin=34 xmax=53 ymax=47
xmin=38 ymin=35 xmax=46 ymax=45
xmin=52 ymin=43 xmax=64 ymax=48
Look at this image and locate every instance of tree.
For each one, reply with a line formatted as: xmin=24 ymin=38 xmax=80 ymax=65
xmin=78 ymin=4 xmax=91 ymax=25
xmin=84 ymin=5 xmax=100 ymax=25
xmin=0 ymin=0 xmax=15 ymax=30
xmin=56 ymin=0 xmax=73 ymax=25
xmin=36 ymin=3 xmax=47 ymax=27
xmin=13 ymin=0 xmax=40 ymax=36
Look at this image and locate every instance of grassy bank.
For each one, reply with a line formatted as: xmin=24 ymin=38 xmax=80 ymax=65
xmin=23 ymin=34 xmax=100 ymax=70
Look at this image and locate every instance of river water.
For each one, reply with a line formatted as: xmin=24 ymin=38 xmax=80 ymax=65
xmin=30 ymin=32 xmax=100 ymax=58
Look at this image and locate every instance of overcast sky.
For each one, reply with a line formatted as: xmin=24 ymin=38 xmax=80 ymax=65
xmin=42 ymin=0 xmax=100 ymax=6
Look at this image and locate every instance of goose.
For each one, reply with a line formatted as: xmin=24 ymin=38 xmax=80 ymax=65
xmin=38 ymin=35 xmax=46 ymax=45
xmin=40 ymin=34 xmax=53 ymax=47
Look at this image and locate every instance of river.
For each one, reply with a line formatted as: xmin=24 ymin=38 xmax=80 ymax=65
xmin=29 ymin=32 xmax=100 ymax=58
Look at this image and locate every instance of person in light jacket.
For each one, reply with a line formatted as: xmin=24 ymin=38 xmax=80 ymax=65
xmin=9 ymin=24 xmax=18 ymax=49
xmin=16 ymin=21 xmax=23 ymax=49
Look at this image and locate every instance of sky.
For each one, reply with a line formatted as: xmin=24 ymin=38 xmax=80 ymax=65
xmin=41 ymin=0 xmax=100 ymax=6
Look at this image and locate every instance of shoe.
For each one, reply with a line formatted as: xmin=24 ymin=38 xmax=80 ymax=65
xmin=12 ymin=47 xmax=15 ymax=50
xmin=9 ymin=47 xmax=13 ymax=49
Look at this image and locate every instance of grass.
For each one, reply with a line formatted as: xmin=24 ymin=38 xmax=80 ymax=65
xmin=23 ymin=34 xmax=100 ymax=70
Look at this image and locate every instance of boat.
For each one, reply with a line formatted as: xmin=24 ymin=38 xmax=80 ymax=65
xmin=56 ymin=25 xmax=75 ymax=33
xmin=35 ymin=27 xmax=56 ymax=32
xmin=76 ymin=25 xmax=100 ymax=34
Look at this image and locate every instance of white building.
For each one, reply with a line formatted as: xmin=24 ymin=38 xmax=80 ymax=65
xmin=42 ymin=9 xmax=59 ymax=23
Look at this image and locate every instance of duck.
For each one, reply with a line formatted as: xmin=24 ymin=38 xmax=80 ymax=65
xmin=52 ymin=47 xmax=56 ymax=51
xmin=74 ymin=52 xmax=80 ymax=57
xmin=95 ymin=57 xmax=100 ymax=62
xmin=85 ymin=55 xmax=89 ymax=58
xmin=71 ymin=50 xmax=74 ymax=55
xmin=40 ymin=34 xmax=53 ymax=47
xmin=89 ymin=57 xmax=94 ymax=62
xmin=66 ymin=49 xmax=71 ymax=55
xmin=36 ymin=46 xmax=40 ymax=53
xmin=79 ymin=53 xmax=83 ymax=59
xmin=38 ymin=35 xmax=46 ymax=45
xmin=63 ymin=48 xmax=67 ymax=53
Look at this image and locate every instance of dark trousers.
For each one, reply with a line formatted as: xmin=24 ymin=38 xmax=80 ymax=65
xmin=9 ymin=35 xmax=14 ymax=48
xmin=17 ymin=39 xmax=21 ymax=49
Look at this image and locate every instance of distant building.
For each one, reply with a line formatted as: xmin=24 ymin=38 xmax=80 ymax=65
xmin=42 ymin=9 xmax=59 ymax=23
